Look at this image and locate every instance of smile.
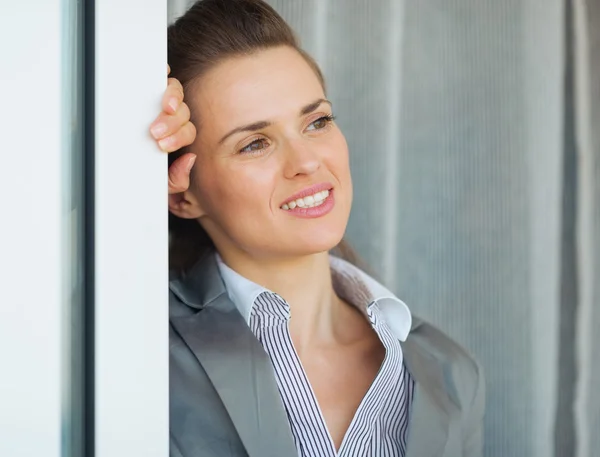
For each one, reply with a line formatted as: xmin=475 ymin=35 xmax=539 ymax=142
xmin=281 ymin=189 xmax=330 ymax=210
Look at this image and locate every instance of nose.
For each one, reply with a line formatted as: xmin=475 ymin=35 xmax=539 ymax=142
xmin=282 ymin=139 xmax=321 ymax=179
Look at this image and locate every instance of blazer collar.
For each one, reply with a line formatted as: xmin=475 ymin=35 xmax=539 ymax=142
xmin=169 ymin=251 xmax=427 ymax=329
xmin=169 ymin=252 xmax=297 ymax=457
xmin=169 ymin=252 xmax=224 ymax=310
xmin=214 ymin=253 xmax=413 ymax=341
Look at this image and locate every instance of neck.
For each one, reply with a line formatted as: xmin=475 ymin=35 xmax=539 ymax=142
xmin=218 ymin=249 xmax=343 ymax=349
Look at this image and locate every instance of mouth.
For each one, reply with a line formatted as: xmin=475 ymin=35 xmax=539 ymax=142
xmin=281 ymin=189 xmax=331 ymax=210
xmin=280 ymin=183 xmax=333 ymax=210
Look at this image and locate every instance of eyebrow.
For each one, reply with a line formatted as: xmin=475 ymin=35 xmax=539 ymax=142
xmin=217 ymin=98 xmax=332 ymax=144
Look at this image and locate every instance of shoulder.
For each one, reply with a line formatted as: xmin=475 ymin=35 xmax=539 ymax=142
xmin=407 ymin=317 xmax=486 ymax=453
xmin=407 ymin=316 xmax=485 ymax=413
xmin=409 ymin=316 xmax=482 ymax=375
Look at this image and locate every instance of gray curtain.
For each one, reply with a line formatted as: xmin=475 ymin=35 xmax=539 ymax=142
xmin=168 ymin=1 xmax=600 ymax=456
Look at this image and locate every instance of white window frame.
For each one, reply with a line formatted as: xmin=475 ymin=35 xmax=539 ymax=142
xmin=95 ymin=1 xmax=169 ymax=456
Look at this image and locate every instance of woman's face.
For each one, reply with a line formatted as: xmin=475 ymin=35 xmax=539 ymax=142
xmin=175 ymin=46 xmax=352 ymax=261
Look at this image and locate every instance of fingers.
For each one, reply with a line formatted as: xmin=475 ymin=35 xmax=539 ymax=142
xmin=167 ymin=64 xmax=171 ymax=75
xmin=154 ymin=119 xmax=197 ymax=153
xmin=168 ymin=153 xmax=196 ymax=194
xmin=163 ymin=77 xmax=184 ymax=114
xmin=150 ymin=98 xmax=196 ymax=152
xmin=150 ymin=71 xmax=197 ymax=154
xmin=151 ymin=99 xmax=189 ymax=138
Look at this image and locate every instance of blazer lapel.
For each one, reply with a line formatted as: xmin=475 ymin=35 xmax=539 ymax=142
xmin=403 ymin=324 xmax=456 ymax=457
xmin=170 ymin=255 xmax=297 ymax=457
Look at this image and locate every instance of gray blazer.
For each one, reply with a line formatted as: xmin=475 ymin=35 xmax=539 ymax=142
xmin=169 ymin=253 xmax=485 ymax=457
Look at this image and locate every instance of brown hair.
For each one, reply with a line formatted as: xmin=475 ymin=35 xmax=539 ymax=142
xmin=168 ymin=0 xmax=360 ymax=272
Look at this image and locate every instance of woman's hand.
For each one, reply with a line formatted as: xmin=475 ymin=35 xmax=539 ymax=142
xmin=150 ymin=65 xmax=197 ymax=194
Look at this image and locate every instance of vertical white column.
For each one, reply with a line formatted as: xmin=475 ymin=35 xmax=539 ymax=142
xmin=94 ymin=1 xmax=169 ymax=456
xmin=0 ymin=1 xmax=63 ymax=457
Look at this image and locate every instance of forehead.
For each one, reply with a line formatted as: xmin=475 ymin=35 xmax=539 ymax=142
xmin=192 ymin=46 xmax=325 ymax=132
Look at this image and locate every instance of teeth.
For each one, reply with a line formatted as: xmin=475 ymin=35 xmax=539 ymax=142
xmin=281 ymin=189 xmax=331 ymax=210
xmin=315 ymin=190 xmax=328 ymax=202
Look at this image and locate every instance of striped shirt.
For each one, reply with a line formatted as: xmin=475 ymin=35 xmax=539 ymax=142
xmin=216 ymin=254 xmax=414 ymax=457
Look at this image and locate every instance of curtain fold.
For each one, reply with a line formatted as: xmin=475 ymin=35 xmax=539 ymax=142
xmin=574 ymin=1 xmax=600 ymax=457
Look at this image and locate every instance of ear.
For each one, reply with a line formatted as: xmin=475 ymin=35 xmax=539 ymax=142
xmin=168 ymin=189 xmax=206 ymax=220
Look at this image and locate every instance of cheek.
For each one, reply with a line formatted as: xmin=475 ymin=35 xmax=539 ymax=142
xmin=322 ymin=133 xmax=353 ymax=209
xmin=194 ymin=156 xmax=278 ymax=218
xmin=324 ymin=132 xmax=351 ymax=178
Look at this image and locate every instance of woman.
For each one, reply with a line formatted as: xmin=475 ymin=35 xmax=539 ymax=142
xmin=150 ymin=1 xmax=484 ymax=456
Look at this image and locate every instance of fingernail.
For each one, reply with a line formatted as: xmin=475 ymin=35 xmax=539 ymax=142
xmin=186 ymin=156 xmax=196 ymax=172
xmin=158 ymin=136 xmax=173 ymax=151
xmin=168 ymin=98 xmax=179 ymax=112
xmin=150 ymin=123 xmax=167 ymax=139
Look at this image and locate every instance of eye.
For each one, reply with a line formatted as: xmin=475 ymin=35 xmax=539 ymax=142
xmin=239 ymin=138 xmax=270 ymax=154
xmin=306 ymin=114 xmax=336 ymax=131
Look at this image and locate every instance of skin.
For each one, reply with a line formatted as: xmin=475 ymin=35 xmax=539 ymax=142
xmin=150 ymin=65 xmax=197 ymax=193
xmin=150 ymin=47 xmax=385 ymax=450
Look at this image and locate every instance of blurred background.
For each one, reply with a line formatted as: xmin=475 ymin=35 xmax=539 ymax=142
xmin=168 ymin=1 xmax=600 ymax=456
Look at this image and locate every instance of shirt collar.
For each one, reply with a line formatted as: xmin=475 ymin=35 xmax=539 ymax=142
xmin=215 ymin=253 xmax=412 ymax=341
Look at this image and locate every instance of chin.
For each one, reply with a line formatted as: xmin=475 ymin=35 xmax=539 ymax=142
xmin=286 ymin=227 xmax=346 ymax=257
